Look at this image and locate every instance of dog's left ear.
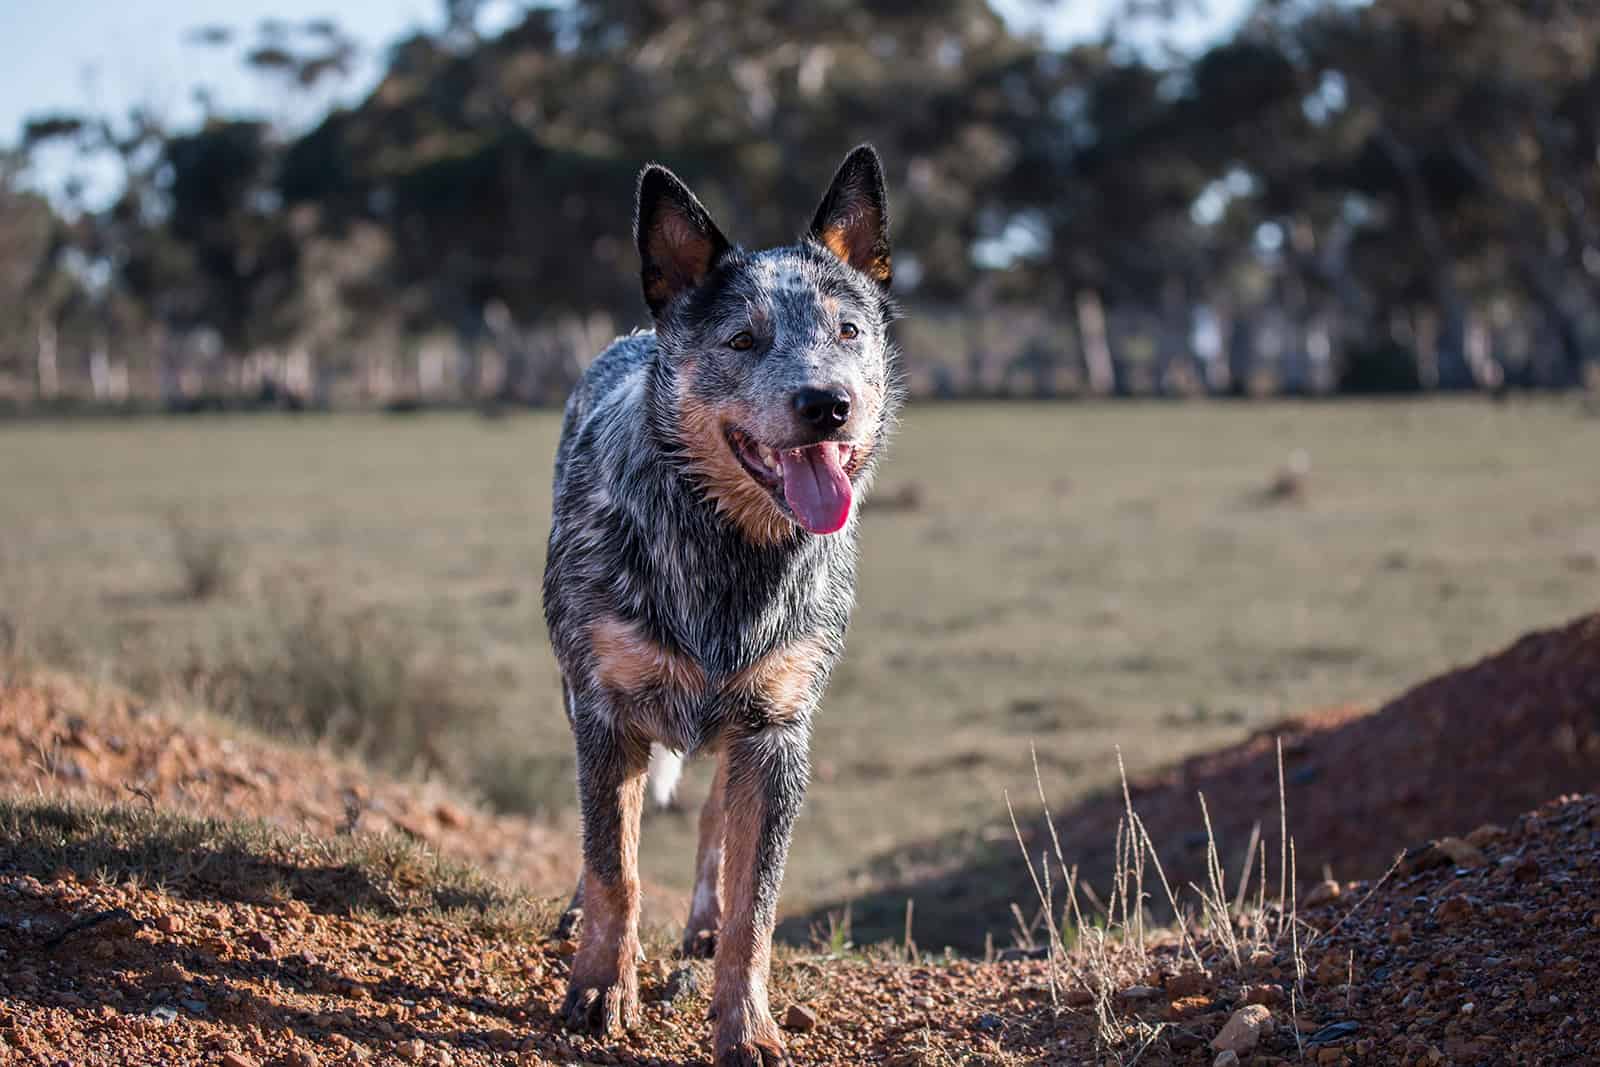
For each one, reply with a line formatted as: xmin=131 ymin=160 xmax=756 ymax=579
xmin=809 ymin=144 xmax=891 ymax=290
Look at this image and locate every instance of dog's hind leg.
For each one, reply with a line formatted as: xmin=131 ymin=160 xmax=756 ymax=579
xmin=712 ymin=721 xmax=808 ymax=1067
xmin=556 ymin=872 xmax=584 ymax=939
xmin=680 ymin=753 xmax=726 ymax=958
xmin=561 ymin=707 xmax=648 ymax=1036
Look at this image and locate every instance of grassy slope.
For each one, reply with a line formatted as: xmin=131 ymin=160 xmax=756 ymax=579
xmin=2 ymin=398 xmax=1597 ymax=922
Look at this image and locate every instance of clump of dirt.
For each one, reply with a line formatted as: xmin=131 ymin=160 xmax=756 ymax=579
xmin=0 ymin=672 xmax=578 ymax=895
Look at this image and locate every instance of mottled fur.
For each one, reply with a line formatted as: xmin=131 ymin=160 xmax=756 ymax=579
xmin=542 ymin=146 xmax=899 ymax=1066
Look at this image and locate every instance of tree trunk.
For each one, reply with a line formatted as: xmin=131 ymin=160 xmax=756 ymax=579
xmin=1074 ymin=288 xmax=1115 ymax=396
xmin=35 ymin=315 xmax=58 ymax=401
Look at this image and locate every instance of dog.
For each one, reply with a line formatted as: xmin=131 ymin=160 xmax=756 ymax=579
xmin=541 ymin=145 xmax=898 ymax=1066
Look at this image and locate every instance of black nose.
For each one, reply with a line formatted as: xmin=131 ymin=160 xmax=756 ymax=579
xmin=791 ymin=386 xmax=851 ymax=430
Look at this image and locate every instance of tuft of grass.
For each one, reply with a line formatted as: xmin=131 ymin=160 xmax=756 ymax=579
xmin=166 ymin=507 xmax=243 ymax=600
xmin=0 ymin=794 xmax=555 ymax=934
xmin=1009 ymin=738 xmax=1318 ymax=1062
xmin=147 ymin=583 xmax=493 ymax=784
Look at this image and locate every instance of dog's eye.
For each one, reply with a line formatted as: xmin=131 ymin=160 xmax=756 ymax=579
xmin=728 ymin=331 xmax=755 ymax=351
xmin=839 ymin=322 xmax=860 ymax=341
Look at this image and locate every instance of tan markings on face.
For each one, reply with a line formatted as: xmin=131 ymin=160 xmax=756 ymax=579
xmin=590 ymin=615 xmax=706 ymax=695
xmin=675 ymin=363 xmax=793 ymax=547
xmin=712 ymin=764 xmax=784 ymax=1056
xmin=729 ymin=636 xmax=827 ymax=719
xmin=568 ymin=770 xmax=644 ymax=1024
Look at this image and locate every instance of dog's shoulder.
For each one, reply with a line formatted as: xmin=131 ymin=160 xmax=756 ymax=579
xmin=554 ymin=330 xmax=657 ymax=484
xmin=565 ymin=330 xmax=655 ymax=427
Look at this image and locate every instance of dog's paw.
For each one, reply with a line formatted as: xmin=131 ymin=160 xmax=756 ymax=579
xmin=679 ymin=926 xmax=717 ymax=959
xmin=555 ymin=905 xmax=583 ymax=939
xmin=715 ymin=1038 xmax=791 ymax=1067
xmin=561 ymin=976 xmax=638 ymax=1035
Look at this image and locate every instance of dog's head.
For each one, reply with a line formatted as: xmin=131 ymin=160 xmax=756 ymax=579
xmin=638 ymin=146 xmax=898 ymax=545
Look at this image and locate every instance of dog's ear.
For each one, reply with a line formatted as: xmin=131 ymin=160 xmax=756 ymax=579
xmin=636 ymin=165 xmax=732 ymax=316
xmin=809 ymin=144 xmax=891 ymax=290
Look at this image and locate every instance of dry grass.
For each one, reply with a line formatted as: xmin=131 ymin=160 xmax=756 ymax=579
xmin=142 ymin=582 xmax=495 ymax=783
xmin=2 ymin=399 xmax=1598 ymax=939
xmin=0 ymin=793 xmax=555 ymax=936
xmin=1009 ymin=738 xmax=1320 ymax=1062
xmin=165 ymin=507 xmax=242 ymax=600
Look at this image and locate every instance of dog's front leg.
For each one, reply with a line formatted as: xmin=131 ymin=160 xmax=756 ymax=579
xmin=712 ymin=719 xmax=808 ymax=1066
xmin=562 ymin=708 xmax=648 ymax=1035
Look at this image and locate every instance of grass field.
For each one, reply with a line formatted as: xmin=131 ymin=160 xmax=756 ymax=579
xmin=2 ymin=399 xmax=1598 ymax=932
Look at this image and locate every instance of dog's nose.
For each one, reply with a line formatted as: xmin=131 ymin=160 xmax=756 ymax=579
xmin=791 ymin=386 xmax=851 ymax=430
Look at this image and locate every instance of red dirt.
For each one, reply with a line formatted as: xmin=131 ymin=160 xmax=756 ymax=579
xmin=1 ymin=785 xmax=1595 ymax=1065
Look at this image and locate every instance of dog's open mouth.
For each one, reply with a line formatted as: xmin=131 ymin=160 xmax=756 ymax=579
xmin=726 ymin=427 xmax=856 ymax=535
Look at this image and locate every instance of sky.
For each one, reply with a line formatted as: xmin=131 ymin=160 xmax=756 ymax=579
xmin=1 ymin=0 xmax=1251 ymax=201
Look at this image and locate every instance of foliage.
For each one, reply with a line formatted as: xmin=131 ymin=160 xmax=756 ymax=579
xmin=4 ymin=0 xmax=1600 ymax=404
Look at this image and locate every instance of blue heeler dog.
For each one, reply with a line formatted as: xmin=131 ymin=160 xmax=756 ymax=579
xmin=542 ymin=145 xmax=898 ymax=1065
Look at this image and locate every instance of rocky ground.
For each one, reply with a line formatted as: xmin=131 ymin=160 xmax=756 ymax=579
xmin=1 ymin=616 xmax=1598 ymax=1065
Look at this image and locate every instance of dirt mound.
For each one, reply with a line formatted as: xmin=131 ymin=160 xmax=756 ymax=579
xmin=0 ymin=672 xmax=578 ymax=896
xmin=1096 ymin=610 xmax=1600 ymax=885
xmin=813 ymin=613 xmax=1600 ymax=952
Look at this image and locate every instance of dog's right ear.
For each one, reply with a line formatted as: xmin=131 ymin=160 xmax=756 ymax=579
xmin=635 ymin=165 xmax=731 ymax=316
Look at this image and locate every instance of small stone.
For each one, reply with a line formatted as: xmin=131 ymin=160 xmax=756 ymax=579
xmin=148 ymin=1006 xmax=178 ymax=1024
xmin=1512 ymin=857 xmax=1541 ymax=883
xmin=1117 ymin=985 xmax=1163 ymax=1003
xmin=396 ymin=1039 xmax=426 ymax=1062
xmin=662 ymin=966 xmax=699 ymax=1003
xmin=554 ymin=939 xmax=579 ymax=957
xmin=1435 ymin=894 xmax=1475 ymax=925
xmin=1243 ymin=983 xmax=1286 ymax=1007
xmin=1307 ymin=1021 xmax=1361 ymax=1045
xmin=1389 ymin=922 xmax=1413 ymax=945
xmin=1212 ymin=1052 xmax=1240 ymax=1067
xmin=911 ymin=995 xmax=935 ymax=1010
xmin=1304 ymin=879 xmax=1342 ymax=906
xmin=783 ymin=1003 xmax=817 ymax=1033
xmin=1165 ymin=970 xmax=1212 ymax=998
xmin=1211 ymin=1004 xmax=1274 ymax=1054
xmin=1466 ymin=823 xmax=1506 ymax=847
xmin=220 ymin=1054 xmax=259 ymax=1067
xmin=156 ymin=914 xmax=184 ymax=935
xmin=973 ymin=1012 xmax=1004 ymax=1032
xmin=242 ymin=930 xmax=274 ymax=955
xmin=289 ymin=1053 xmax=321 ymax=1067
xmin=1435 ymin=836 xmax=1486 ymax=868
xmin=1316 ymin=1048 xmax=1342 ymax=1065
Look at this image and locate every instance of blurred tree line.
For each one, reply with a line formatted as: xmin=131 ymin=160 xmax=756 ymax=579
xmin=2 ymin=0 xmax=1598 ymax=410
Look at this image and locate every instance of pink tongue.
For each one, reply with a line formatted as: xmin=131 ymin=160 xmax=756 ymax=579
xmin=780 ymin=443 xmax=853 ymax=535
